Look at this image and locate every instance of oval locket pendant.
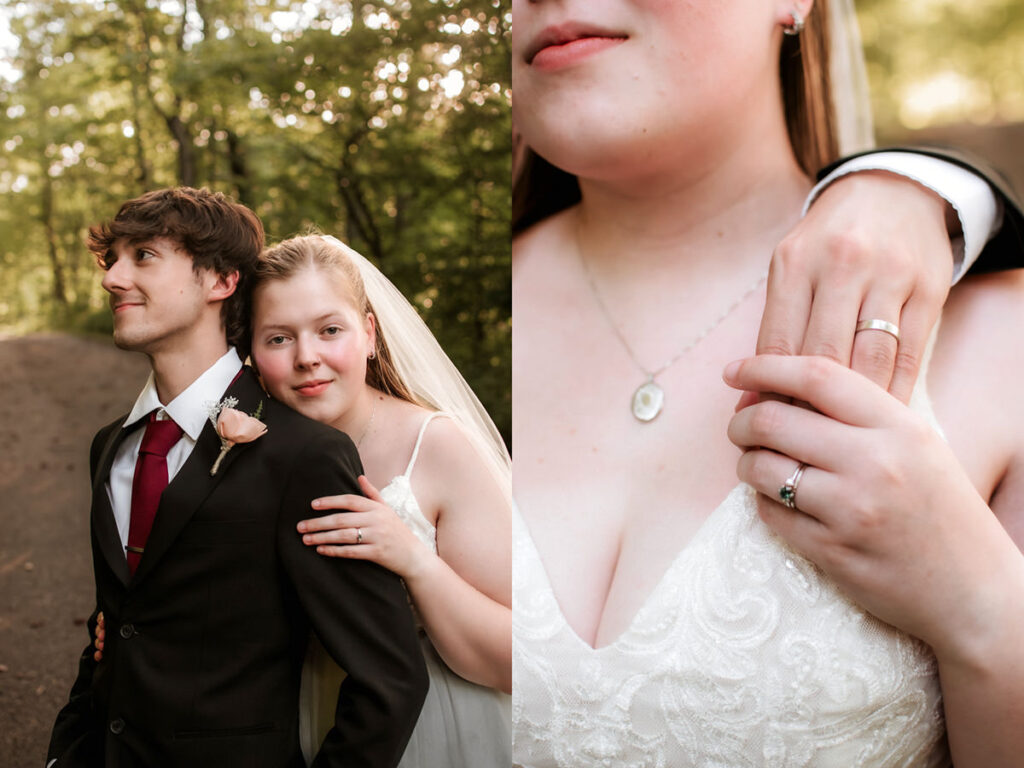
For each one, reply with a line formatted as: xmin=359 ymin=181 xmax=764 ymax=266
xmin=632 ymin=380 xmax=664 ymax=422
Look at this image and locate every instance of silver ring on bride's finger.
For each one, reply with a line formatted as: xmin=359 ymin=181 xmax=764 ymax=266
xmin=855 ymin=318 xmax=900 ymax=342
xmin=355 ymin=527 xmax=363 ymax=544
xmin=778 ymin=462 xmax=807 ymax=510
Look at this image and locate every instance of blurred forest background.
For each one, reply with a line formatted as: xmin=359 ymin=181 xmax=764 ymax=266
xmin=860 ymin=0 xmax=1024 ymax=186
xmin=0 ymin=0 xmax=511 ymax=435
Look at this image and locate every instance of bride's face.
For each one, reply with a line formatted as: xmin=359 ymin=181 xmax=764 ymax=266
xmin=512 ymin=0 xmax=788 ymax=180
xmin=251 ymin=267 xmax=376 ymax=429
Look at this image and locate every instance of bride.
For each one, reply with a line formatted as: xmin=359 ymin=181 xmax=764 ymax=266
xmin=249 ymin=235 xmax=512 ymax=767
xmin=512 ymin=0 xmax=1024 ymax=765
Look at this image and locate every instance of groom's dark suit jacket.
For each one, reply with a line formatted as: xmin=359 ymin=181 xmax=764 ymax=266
xmin=819 ymin=146 xmax=1024 ymax=274
xmin=48 ymin=367 xmax=428 ymax=768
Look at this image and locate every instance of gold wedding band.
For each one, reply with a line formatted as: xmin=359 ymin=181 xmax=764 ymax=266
xmin=855 ymin=318 xmax=899 ymax=342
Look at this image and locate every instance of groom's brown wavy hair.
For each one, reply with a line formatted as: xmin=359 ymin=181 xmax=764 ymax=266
xmin=88 ymin=187 xmax=264 ymax=350
xmin=513 ymin=1 xmax=839 ymax=234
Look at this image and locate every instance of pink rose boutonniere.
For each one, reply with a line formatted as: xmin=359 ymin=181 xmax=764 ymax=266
xmin=208 ymin=398 xmax=267 ymax=476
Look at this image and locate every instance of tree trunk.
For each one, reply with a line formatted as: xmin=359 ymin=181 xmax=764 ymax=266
xmin=130 ymin=78 xmax=152 ymax=190
xmin=40 ymin=171 xmax=69 ymax=309
xmin=333 ymin=164 xmax=383 ymax=262
xmin=226 ymin=130 xmax=251 ymax=204
xmin=165 ymin=113 xmax=196 ymax=187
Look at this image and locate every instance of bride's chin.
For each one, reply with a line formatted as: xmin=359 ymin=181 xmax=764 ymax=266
xmin=530 ymin=140 xmax=670 ymax=189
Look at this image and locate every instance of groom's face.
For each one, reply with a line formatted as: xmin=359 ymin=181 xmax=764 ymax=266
xmin=101 ymin=236 xmax=216 ymax=354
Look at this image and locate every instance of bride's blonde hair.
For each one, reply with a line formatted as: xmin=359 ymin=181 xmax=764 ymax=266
xmin=253 ymin=235 xmax=427 ymax=407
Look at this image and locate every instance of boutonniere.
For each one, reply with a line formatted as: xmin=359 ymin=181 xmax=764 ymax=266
xmin=207 ymin=397 xmax=267 ymax=476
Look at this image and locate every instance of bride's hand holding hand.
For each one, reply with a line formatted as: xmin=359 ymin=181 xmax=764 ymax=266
xmin=758 ymin=171 xmax=953 ymax=402
xmin=723 ymin=354 xmax=1024 ymax=671
xmin=298 ymin=475 xmax=433 ymax=581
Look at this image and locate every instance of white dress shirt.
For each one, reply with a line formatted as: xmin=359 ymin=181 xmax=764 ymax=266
xmin=806 ymin=152 xmax=1002 ymax=283
xmin=106 ymin=348 xmax=244 ymax=553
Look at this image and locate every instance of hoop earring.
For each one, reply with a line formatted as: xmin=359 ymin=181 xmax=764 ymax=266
xmin=783 ymin=8 xmax=804 ymax=35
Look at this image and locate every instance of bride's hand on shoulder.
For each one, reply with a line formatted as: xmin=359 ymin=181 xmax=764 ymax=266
xmin=723 ymin=354 xmax=1024 ymax=669
xmin=298 ymin=476 xmax=434 ymax=580
xmin=758 ymin=171 xmax=953 ymax=403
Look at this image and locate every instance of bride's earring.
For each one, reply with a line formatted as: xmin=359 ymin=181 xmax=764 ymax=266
xmin=783 ymin=8 xmax=804 ymax=35
xmin=368 ymin=347 xmax=376 ymax=361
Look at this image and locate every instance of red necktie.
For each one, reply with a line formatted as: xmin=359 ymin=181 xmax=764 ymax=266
xmin=126 ymin=411 xmax=183 ymax=575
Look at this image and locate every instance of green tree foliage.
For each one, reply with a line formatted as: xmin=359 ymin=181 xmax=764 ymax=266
xmin=0 ymin=0 xmax=511 ymax=439
xmin=856 ymin=0 xmax=1024 ymax=133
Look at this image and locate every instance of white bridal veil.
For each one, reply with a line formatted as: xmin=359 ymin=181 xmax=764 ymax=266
xmin=828 ymin=0 xmax=876 ymax=153
xmin=320 ymin=236 xmax=512 ymax=502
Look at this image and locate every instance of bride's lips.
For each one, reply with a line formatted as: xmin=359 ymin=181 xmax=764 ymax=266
xmin=526 ymin=23 xmax=628 ymax=71
xmin=294 ymin=379 xmax=332 ymax=397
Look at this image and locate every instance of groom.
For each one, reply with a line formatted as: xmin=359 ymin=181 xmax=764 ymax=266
xmin=47 ymin=188 xmax=428 ymax=767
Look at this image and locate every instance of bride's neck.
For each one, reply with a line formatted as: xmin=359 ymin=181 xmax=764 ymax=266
xmin=574 ymin=135 xmax=812 ymax=280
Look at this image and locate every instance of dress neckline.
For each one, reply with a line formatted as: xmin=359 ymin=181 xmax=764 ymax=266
xmin=518 ymin=483 xmax=748 ymax=653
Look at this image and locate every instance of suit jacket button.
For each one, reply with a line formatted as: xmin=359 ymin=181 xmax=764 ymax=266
xmin=109 ymin=718 xmax=125 ymax=735
xmin=119 ymin=623 xmax=135 ymax=639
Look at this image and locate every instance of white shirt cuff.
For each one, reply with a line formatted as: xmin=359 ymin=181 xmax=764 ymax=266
xmin=804 ymin=152 xmax=1002 ymax=284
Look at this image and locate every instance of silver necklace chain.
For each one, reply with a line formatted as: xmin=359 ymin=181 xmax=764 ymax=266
xmin=356 ymin=397 xmax=377 ymax=447
xmin=579 ymin=251 xmax=767 ymax=422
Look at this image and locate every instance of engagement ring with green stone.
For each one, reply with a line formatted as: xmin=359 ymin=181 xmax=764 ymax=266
xmin=779 ymin=462 xmax=807 ymax=510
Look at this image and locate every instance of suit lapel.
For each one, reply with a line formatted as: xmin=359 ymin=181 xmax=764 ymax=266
xmin=91 ymin=419 xmax=134 ymax=587
xmin=131 ymin=368 xmax=267 ymax=584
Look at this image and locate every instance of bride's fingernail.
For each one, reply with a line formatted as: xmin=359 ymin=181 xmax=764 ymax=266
xmin=723 ymin=360 xmax=743 ymax=382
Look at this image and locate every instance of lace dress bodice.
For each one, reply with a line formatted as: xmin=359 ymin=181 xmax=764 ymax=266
xmin=513 ymin=379 xmax=950 ymax=767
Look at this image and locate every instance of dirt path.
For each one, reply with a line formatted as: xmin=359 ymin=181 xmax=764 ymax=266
xmin=0 ymin=333 xmax=149 ymax=767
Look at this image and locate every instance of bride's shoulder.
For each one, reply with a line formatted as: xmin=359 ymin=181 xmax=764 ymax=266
xmin=513 ymin=207 xmax=583 ymax=317
xmin=377 ymin=397 xmax=431 ymax=440
xmin=513 ymin=207 xmax=578 ymax=269
xmin=931 ymin=268 xmax=1024 ymax=424
xmin=410 ymin=413 xmax=502 ymax=488
xmin=938 ymin=269 xmax=1024 ymax=367
xmin=414 ymin=412 xmax=476 ymax=461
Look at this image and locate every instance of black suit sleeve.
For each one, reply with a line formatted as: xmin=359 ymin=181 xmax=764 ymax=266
xmin=820 ymin=146 xmax=1024 ymax=274
xmin=277 ymin=429 xmax=428 ymax=768
xmin=47 ymin=427 xmax=112 ymax=766
xmin=46 ymin=609 xmax=102 ymax=767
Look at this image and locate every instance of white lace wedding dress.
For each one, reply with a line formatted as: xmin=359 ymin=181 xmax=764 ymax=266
xmin=300 ymin=413 xmax=512 ymax=767
xmin=513 ymin=385 xmax=951 ymax=767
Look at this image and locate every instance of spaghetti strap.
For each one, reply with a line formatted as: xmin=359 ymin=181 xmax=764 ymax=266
xmin=402 ymin=411 xmax=447 ymax=478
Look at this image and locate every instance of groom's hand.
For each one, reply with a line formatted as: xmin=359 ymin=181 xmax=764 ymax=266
xmin=757 ymin=170 xmax=953 ymax=403
xmin=92 ymin=612 xmax=105 ymax=662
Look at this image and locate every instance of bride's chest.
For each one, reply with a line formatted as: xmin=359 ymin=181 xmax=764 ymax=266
xmin=514 ymin=486 xmax=949 ymax=768
xmin=515 ymin=353 xmax=748 ymax=646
